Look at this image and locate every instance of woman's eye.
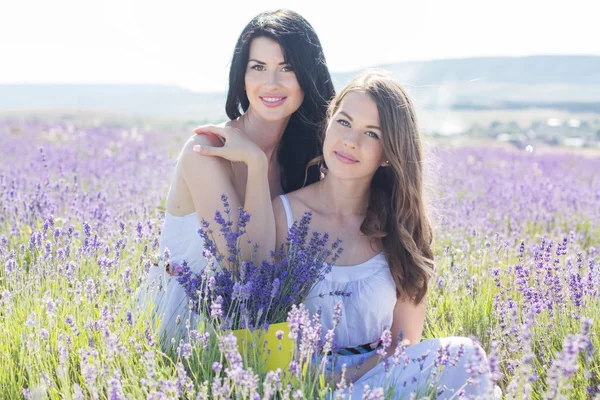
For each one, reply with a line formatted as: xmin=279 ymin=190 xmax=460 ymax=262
xmin=281 ymin=65 xmax=293 ymax=72
xmin=337 ymin=119 xmax=350 ymax=127
xmin=251 ymin=65 xmax=265 ymax=71
xmin=365 ymin=131 xmax=380 ymax=139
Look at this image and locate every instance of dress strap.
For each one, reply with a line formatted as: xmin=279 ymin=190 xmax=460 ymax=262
xmin=278 ymin=194 xmax=294 ymax=232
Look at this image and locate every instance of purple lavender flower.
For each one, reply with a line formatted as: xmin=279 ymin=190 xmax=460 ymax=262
xmin=46 ymin=298 xmax=56 ymax=318
xmin=289 ymin=360 xmax=299 ymax=377
xmin=177 ymin=196 xmax=342 ymax=330
xmin=270 ymin=278 xmax=280 ymax=298
xmin=25 ymin=312 xmax=36 ymax=328
xmin=212 ymin=362 xmax=222 ymax=374
xmin=275 ymin=330 xmax=284 ymax=341
xmin=180 ymin=343 xmax=192 ymax=359
xmin=108 ymin=370 xmax=125 ymax=400
xmin=72 ymin=385 xmax=84 ymax=400
xmin=232 ymin=282 xmax=242 ymax=300
xmin=333 ymin=302 xmax=343 ymax=327
xmin=210 ymin=295 xmax=223 ymax=319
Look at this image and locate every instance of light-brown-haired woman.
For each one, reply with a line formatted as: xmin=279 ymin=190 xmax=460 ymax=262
xmin=201 ymin=71 xmax=500 ymax=398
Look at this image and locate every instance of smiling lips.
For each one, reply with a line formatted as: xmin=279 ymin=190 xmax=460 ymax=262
xmin=260 ymin=96 xmax=287 ymax=108
xmin=334 ymin=151 xmax=359 ymax=164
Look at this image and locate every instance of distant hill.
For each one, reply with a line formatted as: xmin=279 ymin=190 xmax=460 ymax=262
xmin=0 ymin=84 xmax=228 ymax=120
xmin=334 ymin=55 xmax=600 ymax=85
xmin=2 ymin=55 xmax=600 ymax=118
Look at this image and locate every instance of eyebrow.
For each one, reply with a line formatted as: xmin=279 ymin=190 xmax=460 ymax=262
xmin=339 ymin=111 xmax=381 ymax=130
xmin=248 ymin=58 xmax=289 ymax=65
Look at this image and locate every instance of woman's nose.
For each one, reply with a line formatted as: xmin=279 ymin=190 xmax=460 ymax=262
xmin=264 ymin=71 xmax=279 ymax=88
xmin=343 ymin=129 xmax=359 ymax=148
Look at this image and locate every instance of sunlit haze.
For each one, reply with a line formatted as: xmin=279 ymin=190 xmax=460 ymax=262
xmin=1 ymin=0 xmax=598 ymax=92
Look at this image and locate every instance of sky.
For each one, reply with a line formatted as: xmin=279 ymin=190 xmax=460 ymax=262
xmin=1 ymin=0 xmax=598 ymax=92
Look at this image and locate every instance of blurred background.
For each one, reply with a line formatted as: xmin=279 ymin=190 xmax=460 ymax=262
xmin=1 ymin=0 xmax=599 ymax=150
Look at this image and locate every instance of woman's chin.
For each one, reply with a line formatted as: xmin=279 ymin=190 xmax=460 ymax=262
xmin=255 ymin=111 xmax=294 ymax=123
xmin=247 ymin=102 xmax=299 ymax=123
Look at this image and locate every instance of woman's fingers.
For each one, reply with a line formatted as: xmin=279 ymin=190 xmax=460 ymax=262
xmin=193 ymin=125 xmax=229 ymax=140
xmin=192 ymin=144 xmax=224 ymax=157
xmin=192 ymin=126 xmax=255 ymax=164
xmin=193 ymin=130 xmax=221 ymax=142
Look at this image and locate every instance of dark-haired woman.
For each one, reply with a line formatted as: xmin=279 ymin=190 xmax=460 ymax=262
xmin=140 ymin=9 xmax=335 ymax=348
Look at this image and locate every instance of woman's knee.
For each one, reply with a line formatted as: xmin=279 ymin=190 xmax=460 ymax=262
xmin=442 ymin=336 xmax=486 ymax=356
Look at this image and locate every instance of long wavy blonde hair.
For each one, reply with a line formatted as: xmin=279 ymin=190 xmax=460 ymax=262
xmin=306 ymin=71 xmax=435 ymax=304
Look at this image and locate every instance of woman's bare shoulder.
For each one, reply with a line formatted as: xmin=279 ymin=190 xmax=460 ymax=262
xmin=283 ymin=184 xmax=317 ymax=213
xmin=178 ymin=133 xmax=230 ymax=179
xmin=178 ymin=120 xmax=235 ymax=158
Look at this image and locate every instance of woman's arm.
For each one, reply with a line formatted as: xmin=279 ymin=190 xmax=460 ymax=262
xmin=188 ymin=126 xmax=276 ymax=262
xmin=178 ymin=134 xmax=244 ymax=261
xmin=328 ymin=297 xmax=426 ymax=386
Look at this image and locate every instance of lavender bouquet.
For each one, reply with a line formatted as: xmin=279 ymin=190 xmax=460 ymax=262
xmin=176 ymin=195 xmax=343 ymax=332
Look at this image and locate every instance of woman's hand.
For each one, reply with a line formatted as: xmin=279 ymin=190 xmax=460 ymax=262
xmin=193 ymin=125 xmax=266 ymax=166
xmin=307 ymin=360 xmax=348 ymax=391
xmin=323 ymin=369 xmax=344 ymax=390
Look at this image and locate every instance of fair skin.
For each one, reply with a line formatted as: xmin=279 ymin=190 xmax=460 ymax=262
xmin=271 ymin=91 xmax=427 ymax=387
xmin=210 ymin=89 xmax=427 ymax=386
xmin=165 ymin=36 xmax=304 ymax=261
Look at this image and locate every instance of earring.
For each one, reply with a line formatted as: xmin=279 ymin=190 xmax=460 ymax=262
xmin=319 ymin=162 xmax=326 ymax=180
xmin=381 ymin=160 xmax=390 ymax=167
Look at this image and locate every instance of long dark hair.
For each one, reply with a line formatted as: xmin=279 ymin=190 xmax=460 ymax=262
xmin=226 ymin=9 xmax=335 ymax=192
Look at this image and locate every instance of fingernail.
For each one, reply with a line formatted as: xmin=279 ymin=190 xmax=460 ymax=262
xmin=193 ymin=145 xmax=202 ymax=152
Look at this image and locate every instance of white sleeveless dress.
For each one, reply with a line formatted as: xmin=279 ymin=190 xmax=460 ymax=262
xmin=139 ymin=132 xmax=229 ymax=348
xmin=279 ymin=195 xmax=499 ymax=399
xmin=138 ymin=210 xmax=207 ymax=348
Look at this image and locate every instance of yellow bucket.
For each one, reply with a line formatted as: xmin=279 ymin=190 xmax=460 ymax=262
xmin=233 ymin=321 xmax=295 ymax=373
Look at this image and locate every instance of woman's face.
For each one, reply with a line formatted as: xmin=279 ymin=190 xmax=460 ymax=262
xmin=244 ymin=37 xmax=304 ymax=122
xmin=322 ymin=91 xmax=387 ymax=180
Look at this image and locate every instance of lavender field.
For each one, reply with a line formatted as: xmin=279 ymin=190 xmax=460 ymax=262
xmin=0 ymin=119 xmax=599 ymax=399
